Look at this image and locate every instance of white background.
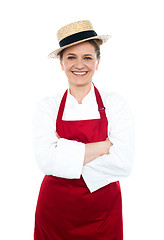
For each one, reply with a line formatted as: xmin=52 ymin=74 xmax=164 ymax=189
xmin=0 ymin=0 xmax=164 ymax=239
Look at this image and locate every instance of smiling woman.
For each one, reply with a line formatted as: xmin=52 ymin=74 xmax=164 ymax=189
xmin=33 ymin=20 xmax=135 ymax=240
xmin=59 ymin=42 xmax=100 ymax=102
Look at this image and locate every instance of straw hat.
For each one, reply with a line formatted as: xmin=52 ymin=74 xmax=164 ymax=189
xmin=48 ymin=20 xmax=111 ymax=59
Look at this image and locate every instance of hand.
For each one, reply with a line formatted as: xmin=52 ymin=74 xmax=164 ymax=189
xmin=84 ymin=138 xmax=113 ymax=165
xmin=56 ymin=132 xmax=61 ymax=139
xmin=103 ymin=138 xmax=113 ymax=154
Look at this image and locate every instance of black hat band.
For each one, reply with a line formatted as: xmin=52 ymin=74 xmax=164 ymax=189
xmin=59 ymin=30 xmax=97 ymax=47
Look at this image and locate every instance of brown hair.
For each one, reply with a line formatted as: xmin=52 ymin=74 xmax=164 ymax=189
xmin=58 ymin=39 xmax=102 ymax=60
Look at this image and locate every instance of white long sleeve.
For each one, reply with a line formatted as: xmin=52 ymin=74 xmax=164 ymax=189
xmin=82 ymin=91 xmax=135 ymax=192
xmin=32 ymin=95 xmax=85 ymax=179
xmin=33 ymin=85 xmax=135 ymax=192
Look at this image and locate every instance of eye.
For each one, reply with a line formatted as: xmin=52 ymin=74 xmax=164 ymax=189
xmin=68 ymin=56 xmax=75 ymax=60
xmin=84 ymin=56 xmax=92 ymax=60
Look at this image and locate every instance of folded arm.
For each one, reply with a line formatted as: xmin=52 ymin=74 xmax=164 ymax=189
xmin=32 ymin=97 xmax=85 ymax=179
xmin=56 ymin=132 xmax=113 ymax=165
xmin=82 ymin=94 xmax=135 ymax=192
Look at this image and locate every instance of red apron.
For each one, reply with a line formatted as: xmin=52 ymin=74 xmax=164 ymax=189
xmin=34 ymin=85 xmax=123 ymax=240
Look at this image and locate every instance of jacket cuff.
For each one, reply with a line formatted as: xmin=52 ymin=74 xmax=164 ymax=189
xmin=54 ymin=138 xmax=85 ymax=179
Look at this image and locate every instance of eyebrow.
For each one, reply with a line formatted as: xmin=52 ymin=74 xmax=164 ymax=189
xmin=67 ymin=53 xmax=76 ymax=56
xmin=83 ymin=54 xmax=93 ymax=57
xmin=67 ymin=53 xmax=93 ymax=57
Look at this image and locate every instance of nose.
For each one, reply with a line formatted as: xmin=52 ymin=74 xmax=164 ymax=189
xmin=74 ymin=59 xmax=85 ymax=70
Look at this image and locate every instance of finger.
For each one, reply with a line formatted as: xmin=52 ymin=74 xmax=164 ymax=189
xmin=56 ymin=132 xmax=60 ymax=139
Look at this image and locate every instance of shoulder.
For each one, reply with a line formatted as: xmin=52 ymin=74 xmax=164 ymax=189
xmin=35 ymin=91 xmax=65 ymax=112
xmin=98 ymin=88 xmax=134 ymax=120
xmin=33 ymin=91 xmax=66 ymax=122
xmin=99 ymin=88 xmax=127 ymax=108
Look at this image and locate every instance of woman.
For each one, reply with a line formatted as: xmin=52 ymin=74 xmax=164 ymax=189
xmin=33 ymin=20 xmax=135 ymax=240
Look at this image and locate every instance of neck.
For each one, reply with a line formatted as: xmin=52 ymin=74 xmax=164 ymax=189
xmin=69 ymin=83 xmax=92 ymax=104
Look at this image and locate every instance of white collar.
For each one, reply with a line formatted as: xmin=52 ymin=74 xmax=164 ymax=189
xmin=67 ymin=83 xmax=95 ymax=105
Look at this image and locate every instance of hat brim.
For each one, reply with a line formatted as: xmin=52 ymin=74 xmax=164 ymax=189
xmin=48 ymin=35 xmax=111 ymax=59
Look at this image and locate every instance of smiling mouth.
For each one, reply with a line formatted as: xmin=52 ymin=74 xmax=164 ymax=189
xmin=72 ymin=71 xmax=88 ymax=76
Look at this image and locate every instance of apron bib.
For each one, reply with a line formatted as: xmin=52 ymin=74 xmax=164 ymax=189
xmin=34 ymin=86 xmax=123 ymax=240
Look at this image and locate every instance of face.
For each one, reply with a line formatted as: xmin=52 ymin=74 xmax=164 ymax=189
xmin=60 ymin=41 xmax=100 ymax=88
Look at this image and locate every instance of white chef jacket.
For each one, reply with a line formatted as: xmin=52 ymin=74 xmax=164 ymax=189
xmin=33 ymin=83 xmax=135 ymax=192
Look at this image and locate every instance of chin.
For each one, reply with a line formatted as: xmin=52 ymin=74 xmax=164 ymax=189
xmin=70 ymin=79 xmax=92 ymax=87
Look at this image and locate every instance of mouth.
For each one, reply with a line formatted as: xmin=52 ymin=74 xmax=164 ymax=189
xmin=72 ymin=71 xmax=88 ymax=76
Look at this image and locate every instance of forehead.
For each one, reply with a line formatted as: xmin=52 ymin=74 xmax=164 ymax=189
xmin=63 ymin=41 xmax=95 ymax=55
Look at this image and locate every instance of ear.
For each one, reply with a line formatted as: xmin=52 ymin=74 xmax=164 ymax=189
xmin=96 ymin=58 xmax=100 ymax=70
xmin=60 ymin=59 xmax=64 ymax=71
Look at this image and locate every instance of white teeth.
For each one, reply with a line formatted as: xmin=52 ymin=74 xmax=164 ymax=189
xmin=73 ymin=72 xmax=87 ymax=75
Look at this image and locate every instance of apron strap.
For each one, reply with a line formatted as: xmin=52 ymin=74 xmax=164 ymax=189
xmin=94 ymin=86 xmax=107 ymax=119
xmin=56 ymin=89 xmax=68 ymax=122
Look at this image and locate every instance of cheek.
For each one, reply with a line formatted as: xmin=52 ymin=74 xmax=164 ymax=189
xmin=88 ymin=59 xmax=99 ymax=71
xmin=89 ymin=62 xmax=99 ymax=72
xmin=63 ymin=62 xmax=73 ymax=72
xmin=61 ymin=63 xmax=69 ymax=72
